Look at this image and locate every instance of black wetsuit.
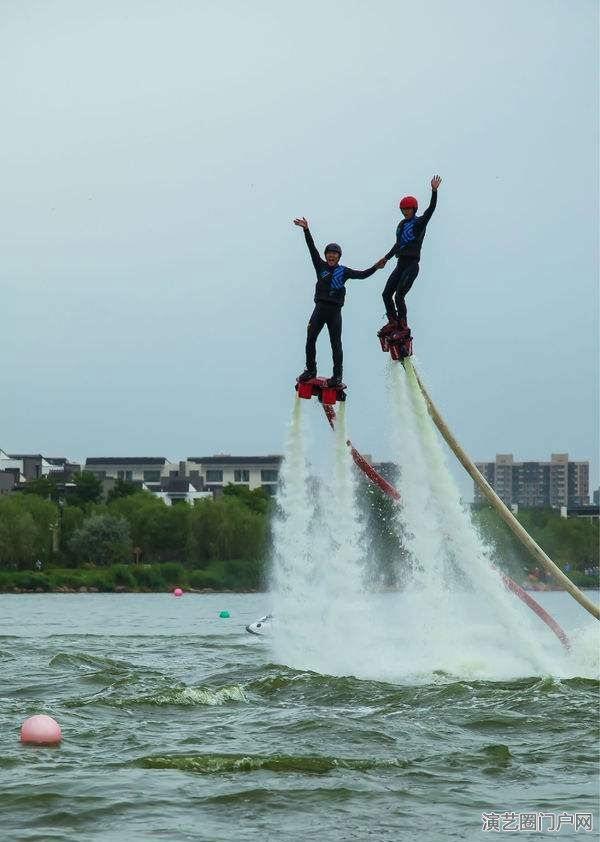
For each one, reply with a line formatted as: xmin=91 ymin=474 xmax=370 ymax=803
xmin=302 ymin=228 xmax=380 ymax=379
xmin=382 ymin=189 xmax=438 ymax=322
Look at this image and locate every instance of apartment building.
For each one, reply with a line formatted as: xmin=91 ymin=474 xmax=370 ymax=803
xmin=474 ymin=453 xmax=590 ymax=508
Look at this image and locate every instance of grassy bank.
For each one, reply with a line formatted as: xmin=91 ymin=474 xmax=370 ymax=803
xmin=1 ymin=563 xmax=597 ymax=594
xmin=0 ymin=560 xmax=265 ymax=594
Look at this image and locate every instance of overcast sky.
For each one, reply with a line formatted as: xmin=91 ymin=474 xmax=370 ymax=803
xmin=1 ymin=0 xmax=598 ymax=499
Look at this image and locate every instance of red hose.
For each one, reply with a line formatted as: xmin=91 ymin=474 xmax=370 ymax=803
xmin=347 ymin=441 xmax=401 ymax=501
xmin=501 ymin=574 xmax=570 ymax=650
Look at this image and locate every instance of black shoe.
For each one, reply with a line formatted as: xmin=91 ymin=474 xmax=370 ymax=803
xmin=327 ymin=376 xmax=342 ymax=387
xmin=298 ymin=369 xmax=316 ymax=382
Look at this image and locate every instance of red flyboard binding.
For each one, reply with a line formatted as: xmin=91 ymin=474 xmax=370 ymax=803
xmin=377 ymin=322 xmax=413 ymax=360
xmin=295 ymin=376 xmax=347 ymax=407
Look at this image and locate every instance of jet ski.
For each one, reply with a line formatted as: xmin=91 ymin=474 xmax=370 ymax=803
xmin=245 ymin=614 xmax=273 ymax=636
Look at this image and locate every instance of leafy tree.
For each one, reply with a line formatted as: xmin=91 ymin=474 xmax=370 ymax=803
xmin=473 ymin=506 xmax=599 ymax=578
xmin=0 ymin=494 xmax=57 ymax=568
xmin=108 ymin=493 xmax=189 ymax=562
xmin=222 ymin=483 xmax=272 ymax=515
xmin=58 ymin=505 xmax=86 ymax=563
xmin=68 ymin=513 xmax=132 ymax=566
xmin=20 ymin=475 xmax=62 ymax=501
xmin=19 ymin=471 xmax=102 ymax=508
xmin=107 ymin=479 xmax=142 ymax=502
xmin=67 ymin=471 xmax=103 ymax=507
xmin=188 ymin=496 xmax=266 ymax=566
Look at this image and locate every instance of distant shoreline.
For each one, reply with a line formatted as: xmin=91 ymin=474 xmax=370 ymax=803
xmin=1 ymin=586 xmax=598 ymax=595
xmin=1 ymin=586 xmax=263 ymax=595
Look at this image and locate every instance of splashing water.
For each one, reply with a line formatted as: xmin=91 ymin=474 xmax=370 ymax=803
xmin=268 ymin=379 xmax=597 ymax=684
xmin=270 ymin=399 xmax=315 ymax=605
xmin=386 ymin=360 xmax=574 ymax=678
xmin=271 ymin=401 xmax=375 ymax=675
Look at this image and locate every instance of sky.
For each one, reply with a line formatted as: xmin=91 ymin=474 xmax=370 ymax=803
xmin=1 ymin=0 xmax=598 ymax=500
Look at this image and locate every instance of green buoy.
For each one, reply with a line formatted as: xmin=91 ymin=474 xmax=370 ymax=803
xmin=219 ymin=610 xmax=230 ymax=619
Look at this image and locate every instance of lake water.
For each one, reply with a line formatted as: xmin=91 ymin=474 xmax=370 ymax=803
xmin=1 ymin=592 xmax=598 ymax=841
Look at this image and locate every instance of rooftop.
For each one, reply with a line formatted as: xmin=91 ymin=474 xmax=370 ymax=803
xmin=86 ymin=457 xmax=168 ymax=466
xmin=8 ymin=454 xmax=44 ymax=460
xmin=188 ymin=455 xmax=283 ymax=465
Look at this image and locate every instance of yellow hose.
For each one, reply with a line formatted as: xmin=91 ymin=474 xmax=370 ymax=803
xmin=403 ymin=358 xmax=599 ymax=622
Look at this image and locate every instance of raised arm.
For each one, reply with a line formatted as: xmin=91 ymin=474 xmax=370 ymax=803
xmin=294 ymin=217 xmax=323 ymax=272
xmin=419 ymin=175 xmax=441 ymax=225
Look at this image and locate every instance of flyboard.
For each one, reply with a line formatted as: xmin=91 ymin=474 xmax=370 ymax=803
xmin=246 ymin=325 xmax=572 ymax=649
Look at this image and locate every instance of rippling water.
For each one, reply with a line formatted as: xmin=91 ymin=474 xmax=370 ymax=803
xmin=1 ymin=593 xmax=598 ymax=841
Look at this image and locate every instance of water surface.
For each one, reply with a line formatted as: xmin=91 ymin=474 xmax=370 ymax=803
xmin=1 ymin=593 xmax=598 ymax=841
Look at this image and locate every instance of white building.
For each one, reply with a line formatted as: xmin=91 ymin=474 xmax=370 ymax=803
xmin=186 ymin=455 xmax=282 ymax=495
xmin=149 ymin=479 xmax=211 ymax=506
xmin=85 ymin=457 xmax=176 ymax=483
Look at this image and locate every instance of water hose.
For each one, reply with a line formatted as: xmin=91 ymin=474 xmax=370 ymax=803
xmin=404 ymin=359 xmax=598 ymax=622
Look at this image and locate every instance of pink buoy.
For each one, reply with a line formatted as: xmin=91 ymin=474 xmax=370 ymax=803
xmin=173 ymin=587 xmax=183 ymax=597
xmin=20 ymin=714 xmax=62 ymax=745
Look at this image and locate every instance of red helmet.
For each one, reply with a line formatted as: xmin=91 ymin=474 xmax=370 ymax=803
xmin=399 ymin=195 xmax=418 ymax=210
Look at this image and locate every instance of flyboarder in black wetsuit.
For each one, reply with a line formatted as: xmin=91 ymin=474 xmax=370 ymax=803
xmin=294 ymin=217 xmax=386 ymax=387
xmin=379 ymin=175 xmax=442 ymax=334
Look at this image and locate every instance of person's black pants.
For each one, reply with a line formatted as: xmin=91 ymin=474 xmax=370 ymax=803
xmin=382 ymin=258 xmax=420 ymax=322
xmin=305 ymin=302 xmax=343 ymax=378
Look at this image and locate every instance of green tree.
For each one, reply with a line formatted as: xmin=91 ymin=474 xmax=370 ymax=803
xmin=0 ymin=494 xmax=57 ymax=568
xmin=188 ymin=496 xmax=266 ymax=566
xmin=68 ymin=513 xmax=132 ymax=565
xmin=67 ymin=472 xmax=103 ymax=507
xmin=20 ymin=474 xmax=61 ymax=501
xmin=222 ymin=483 xmax=273 ymax=515
xmin=108 ymin=493 xmax=189 ymax=562
xmin=58 ymin=505 xmax=88 ymax=566
xmin=473 ymin=506 xmax=599 ymax=579
xmin=107 ymin=479 xmax=142 ymax=502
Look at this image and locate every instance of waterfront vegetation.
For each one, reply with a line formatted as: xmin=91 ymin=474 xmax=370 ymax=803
xmin=0 ymin=473 xmax=597 ymax=592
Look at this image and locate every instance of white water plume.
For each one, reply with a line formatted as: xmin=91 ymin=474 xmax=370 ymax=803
xmin=270 ymin=399 xmax=315 ymax=605
xmin=270 ymin=401 xmax=375 ymax=675
xmin=266 ymin=375 xmax=591 ymax=684
xmin=386 ymin=360 xmax=565 ymax=677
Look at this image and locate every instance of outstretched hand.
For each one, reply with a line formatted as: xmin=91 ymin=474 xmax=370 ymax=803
xmin=431 ymin=174 xmax=442 ymax=191
xmin=293 ymin=217 xmax=309 ymax=229
xmin=376 ymin=257 xmax=387 ymax=269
